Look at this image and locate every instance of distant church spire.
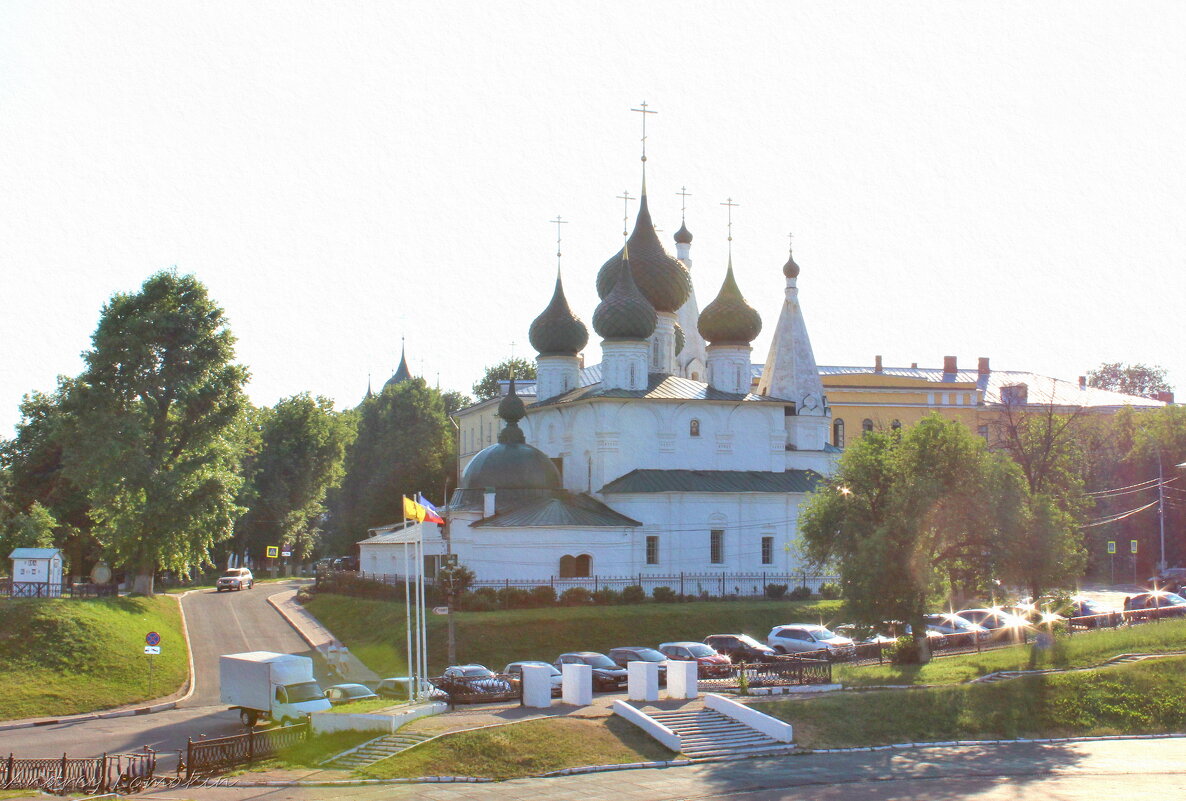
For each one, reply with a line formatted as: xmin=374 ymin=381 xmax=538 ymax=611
xmin=386 ymin=337 xmax=412 ymax=388
xmin=757 ymin=235 xmax=826 ymax=415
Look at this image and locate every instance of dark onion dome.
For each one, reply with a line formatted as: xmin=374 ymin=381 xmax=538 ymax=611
xmin=529 ymin=272 xmax=589 ymax=356
xmin=674 ymin=221 xmax=693 ymax=244
xmin=698 ymin=261 xmax=763 ymax=345
xmin=385 ymin=344 xmax=412 ymax=388
xmin=674 ymin=321 xmax=686 ymax=355
xmin=461 ymin=379 xmax=561 ymax=492
xmin=592 ymin=246 xmax=658 ymax=340
xmin=783 ymin=248 xmax=801 ymax=279
xmin=596 ymin=193 xmax=692 ymax=313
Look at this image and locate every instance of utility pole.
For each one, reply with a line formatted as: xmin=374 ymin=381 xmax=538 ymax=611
xmin=1158 ymin=456 xmax=1166 ymax=574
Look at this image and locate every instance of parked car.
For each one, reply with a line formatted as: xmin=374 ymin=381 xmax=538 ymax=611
xmin=833 ymin=624 xmax=897 ymax=645
xmin=323 ymin=683 xmax=378 ymax=705
xmin=703 ymin=633 xmax=779 ymax=663
xmin=1063 ymin=598 xmax=1123 ymax=628
xmin=657 ymin=641 xmax=732 ymax=678
xmin=375 ymin=676 xmax=445 ymax=700
xmin=216 ymin=568 xmax=254 ymax=592
xmin=1123 ymin=591 xmax=1186 ymax=620
xmin=954 ymin=608 xmax=1031 ymax=640
xmin=331 ymin=556 xmax=359 ymax=572
xmin=503 ymin=661 xmax=563 ymax=695
xmin=767 ymin=624 xmax=856 ymax=661
xmin=554 ymin=652 xmax=628 ymax=691
xmin=1149 ymin=567 xmax=1186 ymax=595
xmin=607 ymin=647 xmax=668 ymax=684
xmin=923 ymin=613 xmax=990 ymax=645
xmin=437 ymin=664 xmax=514 ymax=693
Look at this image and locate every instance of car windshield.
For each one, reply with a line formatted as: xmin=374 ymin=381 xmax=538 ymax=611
xmin=461 ymin=667 xmax=494 ymax=677
xmin=286 ymin=682 xmax=324 ymax=703
xmin=1161 ymin=593 xmax=1186 ymax=606
xmin=735 ymin=634 xmax=766 ymax=648
xmin=631 ymin=649 xmax=666 ymax=661
xmin=583 ymin=654 xmax=617 ymax=668
xmin=221 ymin=571 xmax=241 ymax=578
xmin=932 ymin=615 xmax=973 ymax=631
xmin=810 ymin=628 xmax=838 ymax=641
xmin=685 ymin=644 xmax=716 ymax=657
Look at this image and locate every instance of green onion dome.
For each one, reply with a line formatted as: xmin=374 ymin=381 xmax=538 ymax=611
xmin=674 ymin=222 xmax=693 ymax=245
xmin=593 ymin=247 xmax=658 ymax=340
xmin=674 ymin=321 xmax=686 ymax=355
xmin=460 ymin=379 xmax=562 ymax=493
xmin=529 ymin=272 xmax=588 ymax=356
xmin=698 ymin=262 xmax=762 ymax=345
xmin=596 ymin=193 xmax=691 ymax=313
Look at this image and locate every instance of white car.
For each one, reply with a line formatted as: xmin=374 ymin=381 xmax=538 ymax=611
xmin=217 ymin=568 xmax=254 ymax=591
xmin=767 ymin=624 xmax=856 ymax=661
xmin=503 ymin=661 xmax=563 ymax=695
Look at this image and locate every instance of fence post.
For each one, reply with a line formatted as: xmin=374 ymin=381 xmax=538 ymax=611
xmin=6 ymin=753 xmax=12 ymax=786
xmin=60 ymin=753 xmax=67 ymax=783
xmin=594 ymin=575 xmax=599 ymax=592
xmin=248 ymin=727 xmax=255 ymax=764
xmin=680 ymin=572 xmax=684 ymax=596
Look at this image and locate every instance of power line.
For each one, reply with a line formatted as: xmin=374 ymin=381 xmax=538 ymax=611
xmin=1079 ymin=500 xmax=1159 ymax=528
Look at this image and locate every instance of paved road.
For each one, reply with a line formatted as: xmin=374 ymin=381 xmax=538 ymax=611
xmin=0 ymin=580 xmax=323 ymax=761
xmin=140 ymin=738 xmax=1186 ymax=800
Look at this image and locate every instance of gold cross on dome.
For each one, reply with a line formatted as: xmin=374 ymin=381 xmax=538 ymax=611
xmin=720 ymin=197 xmax=739 ymax=255
xmin=616 ymin=190 xmax=634 ymax=239
xmin=677 ymin=186 xmax=692 ymax=221
xmin=550 ymin=215 xmax=567 ymax=267
xmin=631 ymin=101 xmax=658 ymax=162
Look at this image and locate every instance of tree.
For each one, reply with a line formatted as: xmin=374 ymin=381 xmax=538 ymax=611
xmin=234 ymin=394 xmax=356 ymax=562
xmin=799 ymin=415 xmax=1028 ymax=662
xmin=441 ymin=390 xmax=473 ymax=418
xmin=1087 ymin=362 xmax=1173 ymax=399
xmin=325 ymin=378 xmax=453 ymax=554
xmin=63 ymin=270 xmax=250 ymax=595
xmin=471 ymin=358 xmax=536 ymax=401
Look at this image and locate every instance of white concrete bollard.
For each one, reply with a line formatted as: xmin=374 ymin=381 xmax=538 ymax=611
xmin=520 ymin=664 xmax=553 ymax=709
xmin=665 ymin=659 xmax=699 ymax=699
xmin=627 ymin=661 xmax=660 ymax=702
xmin=561 ymin=662 xmax=592 ymax=706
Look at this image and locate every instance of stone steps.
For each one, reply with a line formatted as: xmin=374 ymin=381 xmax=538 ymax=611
xmin=648 ymin=707 xmax=792 ymax=758
xmin=327 ymin=732 xmax=432 ymax=769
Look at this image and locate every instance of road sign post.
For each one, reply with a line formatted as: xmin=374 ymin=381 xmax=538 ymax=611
xmin=1107 ymin=541 xmax=1116 ymax=585
xmin=1131 ymin=540 xmax=1138 ymax=584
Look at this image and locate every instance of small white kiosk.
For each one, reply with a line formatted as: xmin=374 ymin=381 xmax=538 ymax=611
xmin=8 ymin=548 xmax=64 ymax=597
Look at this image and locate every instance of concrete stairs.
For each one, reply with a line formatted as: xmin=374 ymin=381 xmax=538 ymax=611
xmin=326 ymin=731 xmax=432 ymax=769
xmin=647 ymin=707 xmax=794 ymax=758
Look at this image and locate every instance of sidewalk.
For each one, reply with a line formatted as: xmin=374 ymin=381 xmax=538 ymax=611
xmin=268 ymin=589 xmax=380 ymax=685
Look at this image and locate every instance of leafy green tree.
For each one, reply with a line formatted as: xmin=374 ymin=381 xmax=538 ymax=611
xmin=326 ymin=378 xmax=453 ymax=554
xmin=63 ymin=270 xmax=250 ymax=595
xmin=234 ymin=394 xmax=356 ymax=562
xmin=441 ymin=390 xmax=473 ymax=418
xmin=799 ymin=415 xmax=1028 ymax=662
xmin=3 ymin=502 xmax=58 ymax=554
xmin=1087 ymin=362 xmax=1173 ymax=399
xmin=471 ymin=358 xmax=536 ymax=401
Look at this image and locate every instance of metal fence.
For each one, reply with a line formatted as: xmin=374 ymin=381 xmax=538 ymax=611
xmin=0 ymin=580 xmax=118 ymax=599
xmin=430 ymin=673 xmax=522 ymax=708
xmin=470 ymin=572 xmax=841 ymax=598
xmin=697 ymin=655 xmax=833 ymax=690
xmin=1 ymin=749 xmax=156 ymax=793
xmin=185 ymin=721 xmax=310 ymax=780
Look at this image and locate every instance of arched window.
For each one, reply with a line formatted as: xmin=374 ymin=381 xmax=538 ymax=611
xmin=586 ymin=454 xmax=593 ymax=493
xmin=862 ymin=419 xmax=874 ymax=435
xmin=559 ymin=555 xmax=575 ymax=578
xmin=629 ymin=363 xmax=637 ymax=387
xmin=690 ymin=419 xmax=701 ymax=437
xmin=574 ymin=554 xmax=592 ymax=578
xmin=832 ymin=419 xmax=845 ymax=448
xmin=691 ymin=371 xmax=700 ymax=381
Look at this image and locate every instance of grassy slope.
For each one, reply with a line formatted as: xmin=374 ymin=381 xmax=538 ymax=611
xmin=359 ymin=717 xmax=675 ymax=780
xmin=0 ymin=596 xmax=188 ymax=720
xmin=765 ymin=656 xmax=1186 ymax=748
xmin=304 ymin=594 xmax=843 ymax=675
xmin=834 ymin=618 xmax=1186 ymax=687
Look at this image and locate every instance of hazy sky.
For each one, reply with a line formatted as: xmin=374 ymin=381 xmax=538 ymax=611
xmin=2 ymin=2 xmax=1183 ymax=436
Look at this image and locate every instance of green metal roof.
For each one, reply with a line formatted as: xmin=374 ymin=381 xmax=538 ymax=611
xmin=600 ymin=469 xmax=823 ymax=494
xmin=471 ymin=493 xmax=642 ymax=528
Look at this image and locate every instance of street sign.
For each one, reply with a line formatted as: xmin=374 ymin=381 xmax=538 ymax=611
xmin=145 ymin=631 xmax=161 ymax=646
xmin=144 ymin=645 xmax=160 ymax=655
xmin=1106 ymin=541 xmax=1116 ymax=554
xmin=266 ymin=546 xmax=279 ymax=558
xmin=432 ymin=606 xmax=449 ymax=615
xmin=443 ymin=554 xmax=458 ymax=568
xmin=1131 ymin=539 xmax=1139 ymax=554
xmin=281 ymin=550 xmax=291 ymax=558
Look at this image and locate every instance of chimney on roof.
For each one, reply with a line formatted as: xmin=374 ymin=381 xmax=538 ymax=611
xmin=1078 ymin=375 xmax=1087 ymax=391
xmin=911 ymin=362 xmax=918 ymax=369
xmin=943 ymin=356 xmax=957 ymax=374
xmin=875 ymin=355 xmax=883 ymax=373
xmin=978 ymin=357 xmax=990 ymax=375
xmin=1156 ymin=390 xmax=1175 ymax=404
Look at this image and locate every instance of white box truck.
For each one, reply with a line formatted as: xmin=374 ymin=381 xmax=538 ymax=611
xmin=219 ymin=651 xmax=331 ymax=726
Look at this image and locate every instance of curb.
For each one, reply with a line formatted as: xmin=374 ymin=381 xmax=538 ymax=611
xmin=267 ymin=591 xmax=324 ymax=651
xmin=0 ymin=592 xmax=198 ymax=733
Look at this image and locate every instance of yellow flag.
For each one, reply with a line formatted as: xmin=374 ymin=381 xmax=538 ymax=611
xmin=403 ymin=496 xmax=426 ymax=522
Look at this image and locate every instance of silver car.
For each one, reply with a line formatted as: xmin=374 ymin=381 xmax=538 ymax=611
xmin=767 ymin=624 xmax=856 ymax=661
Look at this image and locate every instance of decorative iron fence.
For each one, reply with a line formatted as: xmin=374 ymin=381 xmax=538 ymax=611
xmin=429 ymin=673 xmax=522 ymax=708
xmin=469 ymin=572 xmax=841 ymax=598
xmin=0 ymin=580 xmax=119 ymax=599
xmin=698 ymin=655 xmax=833 ymax=690
xmin=1 ymin=749 xmax=156 ymax=793
xmin=185 ymin=721 xmax=309 ymax=780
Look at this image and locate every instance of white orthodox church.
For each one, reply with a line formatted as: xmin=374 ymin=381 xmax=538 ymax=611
xmin=362 ymin=149 xmax=839 ymax=589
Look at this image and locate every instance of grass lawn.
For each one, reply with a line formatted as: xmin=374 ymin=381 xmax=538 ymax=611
xmin=834 ymin=618 xmax=1186 ymax=687
xmin=764 ymin=655 xmax=1186 ymax=748
xmin=0 ymin=595 xmax=188 ymax=720
xmin=324 ymin=697 xmax=401 ymax=714
xmin=358 ymin=717 xmax=675 ymax=780
xmin=304 ymin=594 xmax=843 ymax=675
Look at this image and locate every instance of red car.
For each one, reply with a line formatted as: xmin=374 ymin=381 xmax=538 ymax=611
xmin=658 ymin=641 xmax=732 ymax=678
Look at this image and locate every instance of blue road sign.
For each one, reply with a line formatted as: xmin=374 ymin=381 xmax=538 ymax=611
xmin=146 ymin=631 xmax=161 ymax=646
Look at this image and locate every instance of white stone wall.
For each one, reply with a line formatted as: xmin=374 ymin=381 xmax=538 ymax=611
xmin=706 ymin=345 xmax=754 ymax=395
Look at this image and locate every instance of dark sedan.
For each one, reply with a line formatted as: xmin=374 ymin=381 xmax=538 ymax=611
xmin=703 ymin=633 xmax=779 ymax=663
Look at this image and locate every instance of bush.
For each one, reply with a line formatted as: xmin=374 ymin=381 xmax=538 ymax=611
xmin=621 ymin=585 xmax=646 ymax=604
xmin=456 ymin=591 xmax=498 ymax=612
xmin=890 ymin=635 xmax=922 ymax=664
xmin=818 ymin=583 xmax=841 ymax=600
xmin=765 ymin=583 xmax=788 ymax=600
xmin=652 ymin=586 xmax=678 ymax=603
xmin=591 ymin=587 xmax=621 ymax=605
xmin=529 ymin=585 xmax=557 ymax=607
xmin=560 ymin=587 xmax=592 ymax=606
xmin=496 ymin=586 xmax=534 ymax=609
xmin=788 ymin=586 xmax=813 ymax=601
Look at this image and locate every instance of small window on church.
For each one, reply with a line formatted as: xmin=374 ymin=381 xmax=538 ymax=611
xmin=559 ymin=555 xmax=575 ymax=578
xmin=832 ymin=419 xmax=845 ymax=448
xmin=689 ymin=419 xmax=700 ymax=437
xmin=862 ymin=418 xmax=874 ymax=435
xmin=646 ymin=536 xmax=659 ymax=565
xmin=761 ymin=536 xmax=774 ymax=565
xmin=575 ymin=554 xmax=592 ymax=578
xmin=710 ymin=530 xmax=724 ymax=564
xmin=691 ymin=371 xmax=700 ymax=381
xmin=629 ymin=363 xmax=637 ymax=387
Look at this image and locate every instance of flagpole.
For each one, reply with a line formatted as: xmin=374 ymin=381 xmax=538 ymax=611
xmin=402 ymin=496 xmax=414 ymax=702
xmin=417 ymin=513 xmax=427 ymax=687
